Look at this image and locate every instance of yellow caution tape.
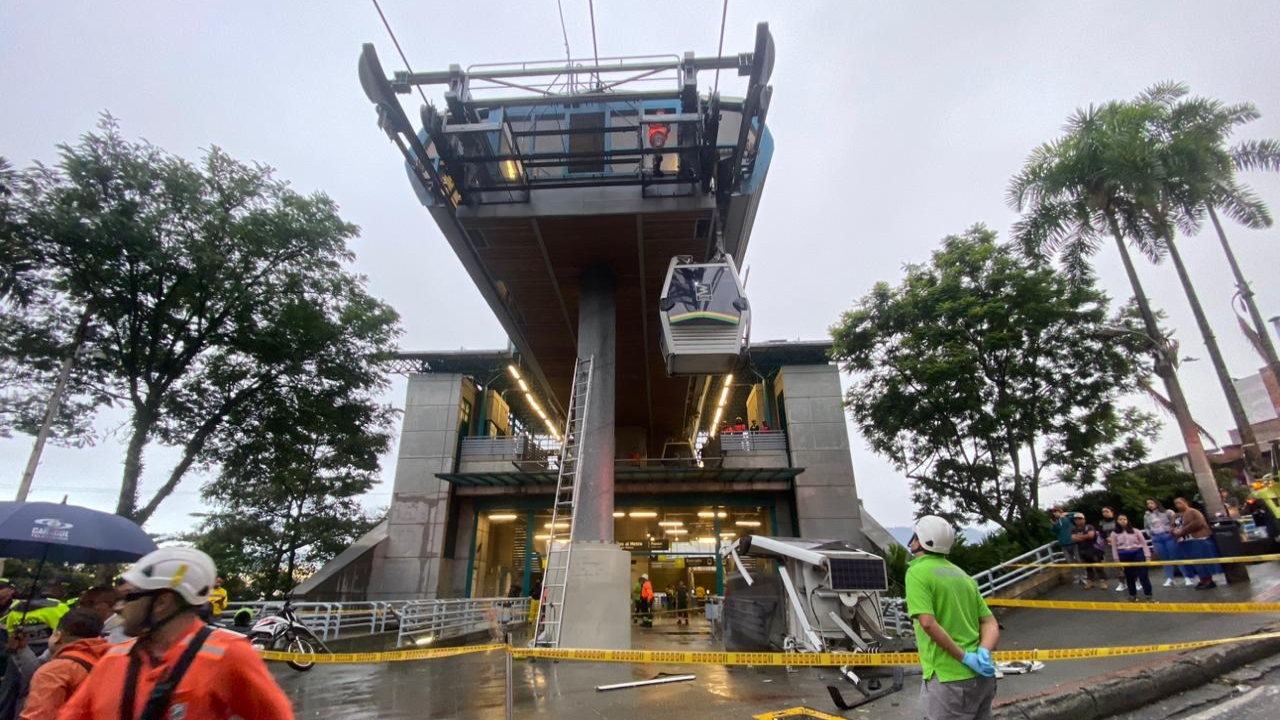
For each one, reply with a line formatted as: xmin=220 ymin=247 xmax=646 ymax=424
xmin=1009 ymin=553 xmax=1280 ymax=569
xmin=986 ymin=598 xmax=1280 ymax=613
xmin=258 ymin=632 xmax=1280 ymax=666
xmin=258 ymin=643 xmax=506 ymax=664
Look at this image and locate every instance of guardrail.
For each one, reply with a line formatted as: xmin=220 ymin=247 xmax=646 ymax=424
xmin=396 ymin=597 xmax=530 ymax=647
xmin=972 ymin=541 xmax=1065 ymax=597
xmin=460 ymin=435 xmax=546 ymax=460
xmin=719 ymin=430 xmax=788 ymax=452
xmin=224 ymin=601 xmax=407 ymax=641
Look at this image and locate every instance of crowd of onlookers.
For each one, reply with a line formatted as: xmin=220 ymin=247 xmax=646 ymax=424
xmin=1049 ymin=496 xmax=1224 ymax=601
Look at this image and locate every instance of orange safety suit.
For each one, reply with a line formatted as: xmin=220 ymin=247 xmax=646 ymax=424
xmin=641 ymin=580 xmax=653 ymax=602
xmin=56 ymin=616 xmax=294 ymax=720
xmin=20 ymin=637 xmax=109 ymax=720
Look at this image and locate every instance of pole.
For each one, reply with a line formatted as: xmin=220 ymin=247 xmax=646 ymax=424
xmin=504 ymin=631 xmax=514 ymax=720
xmin=16 ymin=307 xmax=92 ymax=502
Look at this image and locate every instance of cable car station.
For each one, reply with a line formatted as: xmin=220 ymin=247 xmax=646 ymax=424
xmin=304 ymin=24 xmax=891 ymax=649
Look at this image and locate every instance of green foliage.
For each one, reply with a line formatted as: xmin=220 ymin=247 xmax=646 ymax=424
xmin=883 ymin=543 xmax=909 ymax=597
xmin=831 ymin=226 xmax=1156 ymax=533
xmin=3 ymin=117 xmax=401 ymax=523
xmin=1065 ymin=462 xmax=1246 ymax=522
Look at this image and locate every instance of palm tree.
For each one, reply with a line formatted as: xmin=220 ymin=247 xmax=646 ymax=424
xmin=1007 ymin=100 xmax=1226 ymax=516
xmin=1128 ymin=83 xmax=1276 ymax=474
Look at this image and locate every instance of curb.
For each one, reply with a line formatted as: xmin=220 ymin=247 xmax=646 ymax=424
xmin=992 ymin=622 xmax=1280 ymax=720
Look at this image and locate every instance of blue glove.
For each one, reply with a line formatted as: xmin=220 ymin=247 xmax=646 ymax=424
xmin=962 ymin=649 xmax=997 ymax=678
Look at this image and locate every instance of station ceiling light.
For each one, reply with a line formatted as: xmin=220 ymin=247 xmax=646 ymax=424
xmin=613 ymin=511 xmax=626 ymax=518
xmin=664 ymin=527 xmax=688 ymax=535
xmin=697 ymin=511 xmax=728 ymax=518
xmin=658 ymin=520 xmax=684 ymax=527
xmin=544 ymin=521 xmax=570 ymax=529
xmin=488 ymin=513 xmax=518 ymax=521
xmin=696 ymin=536 xmax=718 ymax=544
xmin=629 ymin=511 xmax=657 ymax=519
xmin=720 ymin=532 xmax=736 ymax=538
xmin=735 ymin=520 xmax=761 ymax=528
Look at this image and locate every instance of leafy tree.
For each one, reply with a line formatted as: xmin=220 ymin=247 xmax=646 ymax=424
xmin=830 ymin=226 xmax=1155 ymax=534
xmin=1008 ymin=100 xmax=1226 ymax=516
xmin=190 ymin=377 xmax=393 ymax=597
xmin=5 ymin=117 xmax=400 ymax=523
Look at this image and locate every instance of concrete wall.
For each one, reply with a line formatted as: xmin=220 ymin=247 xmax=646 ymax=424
xmin=777 ymin=364 xmax=866 ymax=545
xmin=368 ymin=373 xmax=465 ymax=600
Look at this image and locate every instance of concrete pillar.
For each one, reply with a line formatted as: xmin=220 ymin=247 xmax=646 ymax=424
xmin=555 ymin=263 xmax=630 ymax=649
xmin=574 ymin=264 xmax=617 ymax=542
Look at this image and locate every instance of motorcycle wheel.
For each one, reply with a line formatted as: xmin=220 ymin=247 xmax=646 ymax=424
xmin=286 ymin=636 xmax=317 ymax=672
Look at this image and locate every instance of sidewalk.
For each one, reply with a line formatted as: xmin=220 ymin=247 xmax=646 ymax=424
xmin=272 ymin=562 xmax=1280 ymax=719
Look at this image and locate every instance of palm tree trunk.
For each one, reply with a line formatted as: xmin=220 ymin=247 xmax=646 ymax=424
xmin=1207 ymin=204 xmax=1280 ymax=381
xmin=1107 ymin=218 xmax=1225 ymax=518
xmin=1162 ymin=231 xmax=1265 ymax=474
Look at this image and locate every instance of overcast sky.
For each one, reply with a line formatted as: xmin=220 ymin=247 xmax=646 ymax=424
xmin=3 ymin=1 xmax=1279 ymax=536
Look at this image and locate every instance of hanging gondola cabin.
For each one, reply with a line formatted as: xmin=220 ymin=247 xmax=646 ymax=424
xmin=658 ymin=255 xmax=750 ymax=376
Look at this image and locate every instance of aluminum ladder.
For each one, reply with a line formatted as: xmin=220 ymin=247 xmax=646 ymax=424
xmin=531 ymin=355 xmax=594 ymax=648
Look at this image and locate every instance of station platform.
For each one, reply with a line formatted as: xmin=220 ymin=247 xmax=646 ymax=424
xmin=271 ymin=561 xmax=1280 ymax=719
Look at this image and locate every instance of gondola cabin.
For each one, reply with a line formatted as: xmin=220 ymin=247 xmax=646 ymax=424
xmin=658 ymin=256 xmax=750 ymax=376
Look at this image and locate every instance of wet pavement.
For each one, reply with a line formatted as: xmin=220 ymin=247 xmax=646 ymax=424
xmin=274 ymin=562 xmax=1280 ymax=719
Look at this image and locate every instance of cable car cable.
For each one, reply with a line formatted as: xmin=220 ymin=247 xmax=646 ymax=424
xmin=370 ymin=0 xmax=431 ymax=108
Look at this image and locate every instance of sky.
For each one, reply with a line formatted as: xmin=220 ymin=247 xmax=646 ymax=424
xmin=2 ymin=1 xmax=1279 ymax=537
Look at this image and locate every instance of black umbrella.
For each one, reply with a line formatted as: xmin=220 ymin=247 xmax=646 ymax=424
xmin=0 ymin=501 xmax=155 ymax=565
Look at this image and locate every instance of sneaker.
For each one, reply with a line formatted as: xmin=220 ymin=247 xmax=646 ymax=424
xmin=1115 ymin=583 xmax=1125 ymax=592
xmin=1144 ymin=597 xmax=1157 ymax=603
xmin=1162 ymin=579 xmax=1174 ymax=588
xmin=1082 ymin=580 xmax=1092 ymax=589
xmin=1195 ymin=581 xmax=1218 ymax=590
xmin=1184 ymin=577 xmax=1197 ymax=587
xmin=1128 ymin=596 xmax=1139 ymax=603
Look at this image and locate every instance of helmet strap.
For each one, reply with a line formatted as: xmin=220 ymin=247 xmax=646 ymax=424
xmin=137 ymin=592 xmax=194 ymax=643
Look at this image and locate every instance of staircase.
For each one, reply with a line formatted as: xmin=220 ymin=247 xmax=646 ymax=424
xmin=531 ymin=356 xmax=594 ymax=647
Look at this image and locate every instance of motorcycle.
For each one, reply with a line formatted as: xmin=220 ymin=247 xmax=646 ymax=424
xmin=246 ymin=600 xmax=330 ymax=671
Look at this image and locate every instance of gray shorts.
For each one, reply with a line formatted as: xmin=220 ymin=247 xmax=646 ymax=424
xmin=921 ymin=675 xmax=997 ymax=720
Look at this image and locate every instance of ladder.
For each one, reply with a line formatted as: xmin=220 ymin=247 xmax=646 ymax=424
xmin=531 ymin=355 xmax=594 ymax=648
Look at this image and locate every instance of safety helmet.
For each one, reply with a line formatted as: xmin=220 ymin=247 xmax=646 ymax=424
xmin=640 ymin=574 xmax=649 ymax=580
xmin=912 ymin=515 xmax=956 ymax=555
xmin=121 ymin=547 xmax=216 ymax=606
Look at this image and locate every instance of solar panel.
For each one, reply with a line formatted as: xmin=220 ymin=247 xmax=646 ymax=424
xmin=827 ymin=557 xmax=887 ymax=591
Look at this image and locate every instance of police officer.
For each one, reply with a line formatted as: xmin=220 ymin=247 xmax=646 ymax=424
xmin=906 ymin=515 xmax=1000 ymax=720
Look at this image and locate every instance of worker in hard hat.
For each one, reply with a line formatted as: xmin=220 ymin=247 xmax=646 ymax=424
xmin=638 ymin=574 xmax=654 ymax=628
xmin=906 ymin=515 xmax=999 ymax=720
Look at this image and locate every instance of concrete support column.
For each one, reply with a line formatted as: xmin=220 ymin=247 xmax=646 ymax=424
xmin=575 ymin=264 xmax=617 ymax=543
xmin=556 ymin=263 xmax=630 ymax=649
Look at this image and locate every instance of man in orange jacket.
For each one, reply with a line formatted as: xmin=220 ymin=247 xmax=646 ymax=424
xmin=57 ymin=547 xmax=294 ymax=720
xmin=639 ymin=574 xmax=654 ymax=627
xmin=21 ymin=609 xmax=108 ymax=720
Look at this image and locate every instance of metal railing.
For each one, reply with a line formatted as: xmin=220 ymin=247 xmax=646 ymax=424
xmin=719 ymin=430 xmax=788 ymax=452
xmin=224 ymin=601 xmax=407 ymax=641
xmin=460 ymin=435 xmax=545 ymax=460
xmin=396 ymin=597 xmax=530 ymax=647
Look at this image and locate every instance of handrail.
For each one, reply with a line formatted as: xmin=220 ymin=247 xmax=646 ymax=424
xmin=397 ymin=597 xmax=530 ymax=647
xmin=224 ymin=600 xmax=411 ymax=641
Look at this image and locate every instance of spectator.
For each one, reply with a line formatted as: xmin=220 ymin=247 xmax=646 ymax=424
xmin=760 ymin=421 xmax=772 ymax=432
xmin=1143 ymin=499 xmax=1179 ymax=588
xmin=674 ymin=581 xmax=691 ymax=625
xmin=906 ymin=516 xmax=999 ymax=720
xmin=1172 ymin=497 xmax=1220 ymax=590
xmin=19 ymin=610 xmax=107 ymax=720
xmin=1098 ymin=507 xmax=1124 ymax=592
xmin=1048 ymin=507 xmax=1084 ymax=585
xmin=1109 ymin=514 xmax=1153 ymax=602
xmin=749 ymin=420 xmax=760 ymax=432
xmin=1219 ymin=489 xmax=1241 ymax=518
xmin=731 ymin=417 xmax=746 ymax=432
xmin=1070 ymin=514 xmax=1108 ymax=589
xmin=72 ymin=588 xmax=116 ymax=626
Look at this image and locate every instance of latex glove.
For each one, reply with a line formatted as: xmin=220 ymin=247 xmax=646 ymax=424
xmin=962 ymin=649 xmax=996 ymax=678
xmin=976 ymin=647 xmax=996 ymax=676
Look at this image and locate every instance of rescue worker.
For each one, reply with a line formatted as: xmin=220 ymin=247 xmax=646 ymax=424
xmin=56 ymin=547 xmax=294 ymax=720
xmin=20 ymin=610 xmax=107 ymax=720
xmin=631 ymin=577 xmax=642 ymax=624
xmin=207 ymin=577 xmax=229 ymax=621
xmin=906 ymin=515 xmax=999 ymax=720
xmin=5 ymin=593 xmax=70 ymax=657
xmin=639 ymin=574 xmax=654 ymax=628
xmin=0 ymin=581 xmax=16 ymax=618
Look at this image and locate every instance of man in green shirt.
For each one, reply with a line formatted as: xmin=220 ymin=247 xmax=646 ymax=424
xmin=906 ymin=515 xmax=999 ymax=720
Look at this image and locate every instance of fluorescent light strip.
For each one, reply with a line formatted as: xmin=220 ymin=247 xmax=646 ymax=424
xmin=629 ymin=511 xmax=657 ymax=519
xmin=488 ymin=513 xmax=518 ymax=521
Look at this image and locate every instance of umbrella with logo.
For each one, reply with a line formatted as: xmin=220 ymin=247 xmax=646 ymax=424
xmin=0 ymin=501 xmax=156 ymax=565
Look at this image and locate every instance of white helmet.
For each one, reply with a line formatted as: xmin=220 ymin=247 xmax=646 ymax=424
xmin=122 ymin=547 xmax=217 ymax=606
xmin=913 ymin=515 xmax=956 ymax=555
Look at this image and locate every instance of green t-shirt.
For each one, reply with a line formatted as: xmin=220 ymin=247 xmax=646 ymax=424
xmin=905 ymin=552 xmax=992 ymax=682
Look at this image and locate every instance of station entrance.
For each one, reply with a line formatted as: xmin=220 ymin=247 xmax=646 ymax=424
xmin=460 ymin=493 xmax=793 ymax=601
